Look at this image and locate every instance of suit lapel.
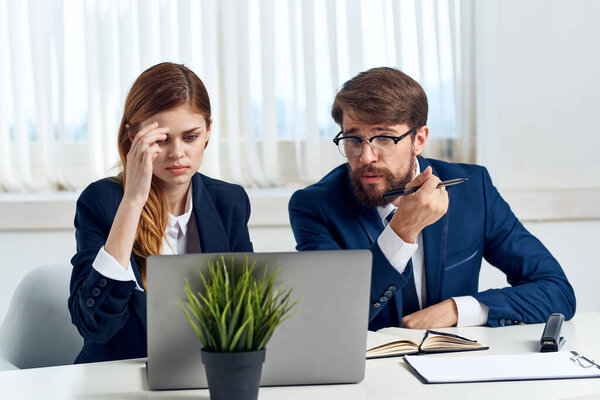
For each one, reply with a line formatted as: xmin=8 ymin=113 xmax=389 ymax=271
xmin=344 ymin=170 xmax=383 ymax=245
xmin=191 ymin=173 xmax=230 ymax=253
xmin=419 ymin=157 xmax=449 ymax=307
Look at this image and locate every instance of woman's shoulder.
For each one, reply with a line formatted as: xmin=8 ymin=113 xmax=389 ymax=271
xmin=78 ymin=176 xmax=124 ymax=205
xmin=196 ymin=173 xmax=248 ymax=199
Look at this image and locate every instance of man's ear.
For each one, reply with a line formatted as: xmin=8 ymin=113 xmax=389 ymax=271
xmin=412 ymin=125 xmax=429 ymax=156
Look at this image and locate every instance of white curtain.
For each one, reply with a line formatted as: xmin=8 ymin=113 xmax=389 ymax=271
xmin=0 ymin=0 xmax=468 ymax=192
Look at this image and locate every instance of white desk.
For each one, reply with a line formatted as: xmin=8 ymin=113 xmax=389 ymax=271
xmin=2 ymin=312 xmax=599 ymax=400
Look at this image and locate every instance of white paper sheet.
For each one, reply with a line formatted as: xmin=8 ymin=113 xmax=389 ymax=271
xmin=404 ymin=351 xmax=600 ymax=383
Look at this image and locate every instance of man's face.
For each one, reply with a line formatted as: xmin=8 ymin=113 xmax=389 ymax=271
xmin=343 ymin=114 xmax=422 ymax=208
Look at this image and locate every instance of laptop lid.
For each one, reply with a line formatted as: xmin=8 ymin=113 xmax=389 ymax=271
xmin=146 ymin=250 xmax=372 ymax=390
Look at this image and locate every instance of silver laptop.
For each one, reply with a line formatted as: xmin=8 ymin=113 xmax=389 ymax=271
xmin=146 ymin=250 xmax=372 ymax=390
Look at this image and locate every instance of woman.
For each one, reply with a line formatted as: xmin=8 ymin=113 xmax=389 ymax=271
xmin=68 ymin=62 xmax=253 ymax=363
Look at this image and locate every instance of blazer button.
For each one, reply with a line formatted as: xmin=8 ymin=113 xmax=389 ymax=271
xmin=92 ymin=287 xmax=101 ymax=297
xmin=373 ymin=302 xmax=381 ymax=308
xmin=384 ymin=290 xmax=393 ymax=298
xmin=86 ymin=298 xmax=95 ymax=308
xmin=98 ymin=278 xmax=108 ymax=288
xmin=388 ymin=285 xmax=397 ymax=293
xmin=499 ymin=318 xmax=506 ymax=326
xmin=379 ymin=296 xmax=388 ymax=303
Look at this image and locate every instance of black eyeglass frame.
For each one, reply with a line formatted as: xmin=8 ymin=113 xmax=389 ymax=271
xmin=332 ymin=126 xmax=418 ymax=157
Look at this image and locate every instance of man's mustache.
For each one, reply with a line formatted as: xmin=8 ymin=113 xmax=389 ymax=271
xmin=354 ymin=165 xmax=393 ymax=176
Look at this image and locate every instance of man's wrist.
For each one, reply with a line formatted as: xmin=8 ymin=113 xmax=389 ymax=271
xmin=448 ymin=298 xmax=459 ymax=326
xmin=377 ymin=225 xmax=418 ymax=275
xmin=389 ymin=221 xmax=421 ymax=244
xmin=452 ymin=296 xmax=489 ymax=326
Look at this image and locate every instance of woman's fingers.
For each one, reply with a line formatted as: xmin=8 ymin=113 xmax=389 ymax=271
xmin=132 ymin=130 xmax=168 ymax=153
xmin=140 ymin=142 xmax=162 ymax=165
xmin=129 ymin=121 xmax=157 ymax=143
xmin=128 ymin=126 xmax=168 ymax=161
xmin=130 ymin=122 xmax=168 ymax=146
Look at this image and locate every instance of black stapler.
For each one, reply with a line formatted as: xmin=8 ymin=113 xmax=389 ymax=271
xmin=540 ymin=313 xmax=565 ymax=352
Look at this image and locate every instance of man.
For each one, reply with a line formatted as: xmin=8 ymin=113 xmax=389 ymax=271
xmin=288 ymin=67 xmax=575 ymax=330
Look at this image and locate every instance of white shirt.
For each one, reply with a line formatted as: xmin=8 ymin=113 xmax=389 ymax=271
xmin=376 ymin=161 xmax=489 ymax=327
xmin=92 ymin=189 xmax=195 ymax=292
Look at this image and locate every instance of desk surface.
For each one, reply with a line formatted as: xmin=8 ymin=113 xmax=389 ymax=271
xmin=2 ymin=312 xmax=600 ymax=400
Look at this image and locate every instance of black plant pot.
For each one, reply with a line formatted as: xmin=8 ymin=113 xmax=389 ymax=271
xmin=201 ymin=348 xmax=266 ymax=400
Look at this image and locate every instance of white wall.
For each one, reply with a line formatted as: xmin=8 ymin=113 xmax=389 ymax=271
xmin=478 ymin=0 xmax=600 ymax=190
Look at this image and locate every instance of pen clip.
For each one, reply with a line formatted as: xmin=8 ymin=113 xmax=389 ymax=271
xmin=570 ymin=351 xmax=600 ymax=369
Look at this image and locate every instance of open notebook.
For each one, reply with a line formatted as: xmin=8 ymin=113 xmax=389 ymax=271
xmin=367 ymin=329 xmax=488 ymax=359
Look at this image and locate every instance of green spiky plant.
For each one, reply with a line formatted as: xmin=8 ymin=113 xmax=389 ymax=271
xmin=177 ymin=256 xmax=300 ymax=352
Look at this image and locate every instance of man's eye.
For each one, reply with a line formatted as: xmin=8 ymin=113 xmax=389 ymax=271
xmin=374 ymin=137 xmax=393 ymax=145
xmin=347 ymin=137 xmax=362 ymax=145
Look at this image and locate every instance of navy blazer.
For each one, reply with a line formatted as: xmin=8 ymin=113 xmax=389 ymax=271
xmin=69 ymin=173 xmax=253 ymax=363
xmin=289 ymin=157 xmax=576 ymax=330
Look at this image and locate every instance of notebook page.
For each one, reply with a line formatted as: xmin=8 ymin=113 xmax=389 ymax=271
xmin=404 ymin=351 xmax=600 ymax=383
xmin=376 ymin=327 xmax=428 ymax=343
xmin=366 ymin=331 xmax=418 ymax=350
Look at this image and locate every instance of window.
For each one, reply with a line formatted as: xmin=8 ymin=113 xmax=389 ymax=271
xmin=0 ymin=0 xmax=467 ymax=192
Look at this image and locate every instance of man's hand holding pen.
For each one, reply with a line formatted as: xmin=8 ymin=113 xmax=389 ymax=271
xmin=388 ymin=166 xmax=449 ymax=244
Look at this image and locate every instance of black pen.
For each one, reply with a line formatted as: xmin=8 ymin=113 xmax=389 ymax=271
xmin=382 ymin=178 xmax=468 ymax=199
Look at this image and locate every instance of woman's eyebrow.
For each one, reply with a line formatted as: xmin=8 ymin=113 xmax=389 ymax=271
xmin=181 ymin=126 xmax=202 ymax=134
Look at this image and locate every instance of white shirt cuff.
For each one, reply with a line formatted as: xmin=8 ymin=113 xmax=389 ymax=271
xmin=377 ymin=224 xmax=419 ymax=275
xmin=92 ymin=246 xmax=144 ymax=292
xmin=453 ymin=296 xmax=489 ymax=326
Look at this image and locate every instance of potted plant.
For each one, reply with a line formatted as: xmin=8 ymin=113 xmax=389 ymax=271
xmin=177 ymin=255 xmax=299 ymax=400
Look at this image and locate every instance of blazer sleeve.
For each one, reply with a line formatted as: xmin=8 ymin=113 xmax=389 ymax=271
xmin=68 ymin=183 xmax=137 ymax=343
xmin=472 ymin=167 xmax=576 ymax=326
xmin=230 ymin=185 xmax=253 ymax=252
xmin=288 ymin=189 xmax=411 ymax=322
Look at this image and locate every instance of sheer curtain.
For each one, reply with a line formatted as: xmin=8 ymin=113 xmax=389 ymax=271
xmin=0 ymin=0 xmax=471 ymax=192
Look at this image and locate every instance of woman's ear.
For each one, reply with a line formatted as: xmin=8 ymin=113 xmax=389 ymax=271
xmin=125 ymin=123 xmax=135 ymax=142
xmin=204 ymin=119 xmax=212 ymax=149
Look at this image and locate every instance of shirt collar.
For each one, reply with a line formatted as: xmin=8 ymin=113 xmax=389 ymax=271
xmin=376 ymin=158 xmax=420 ymax=222
xmin=166 ymin=187 xmax=194 ymax=235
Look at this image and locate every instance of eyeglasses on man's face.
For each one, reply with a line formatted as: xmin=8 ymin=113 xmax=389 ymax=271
xmin=332 ymin=126 xmax=417 ymax=158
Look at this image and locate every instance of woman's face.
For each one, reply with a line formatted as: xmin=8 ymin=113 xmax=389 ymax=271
xmin=138 ymin=105 xmax=211 ymax=191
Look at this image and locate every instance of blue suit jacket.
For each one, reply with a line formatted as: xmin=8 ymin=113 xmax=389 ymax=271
xmin=69 ymin=173 xmax=253 ymax=363
xmin=289 ymin=157 xmax=576 ymax=330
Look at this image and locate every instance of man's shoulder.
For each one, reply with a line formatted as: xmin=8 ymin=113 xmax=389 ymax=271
xmin=291 ymin=164 xmax=349 ymax=202
xmin=423 ymin=157 xmax=488 ymax=182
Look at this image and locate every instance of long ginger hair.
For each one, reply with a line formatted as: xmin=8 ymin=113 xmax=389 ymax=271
xmin=116 ymin=62 xmax=211 ymax=287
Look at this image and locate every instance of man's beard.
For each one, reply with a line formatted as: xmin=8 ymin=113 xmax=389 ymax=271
xmin=349 ymin=158 xmax=416 ymax=208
